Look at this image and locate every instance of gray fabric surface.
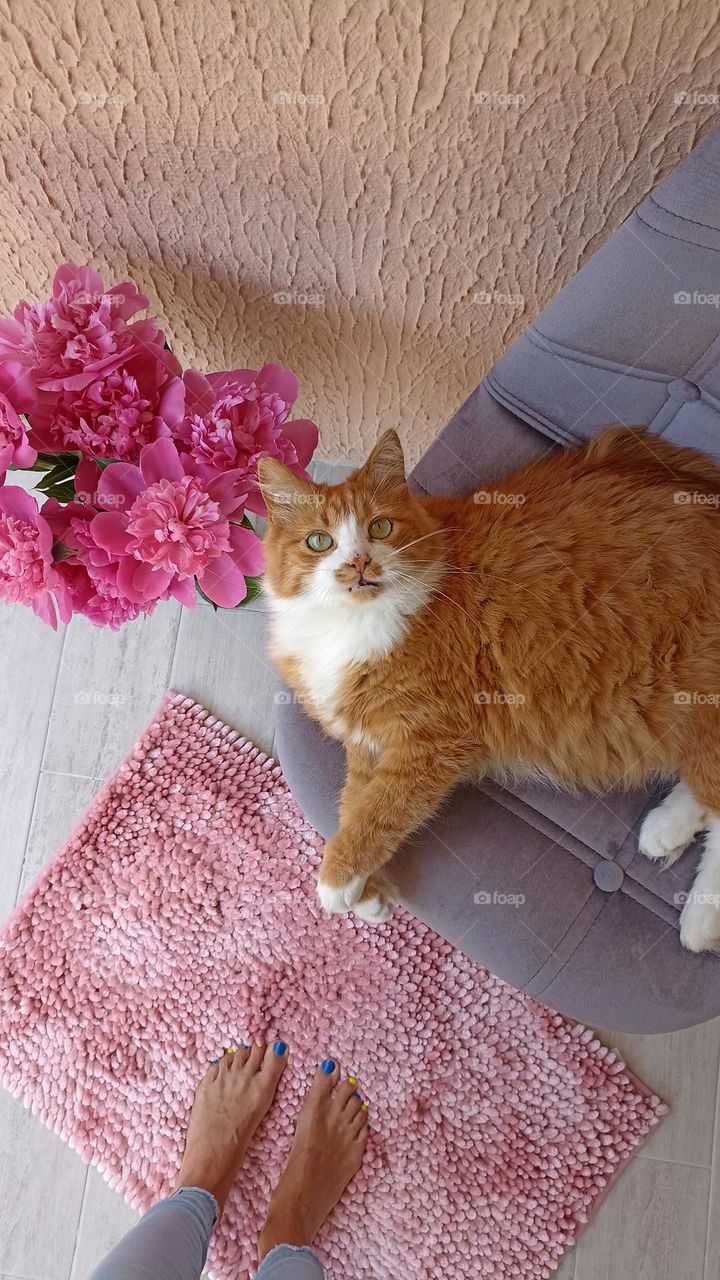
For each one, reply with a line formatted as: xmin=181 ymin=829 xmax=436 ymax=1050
xmin=276 ymin=127 xmax=720 ymax=1034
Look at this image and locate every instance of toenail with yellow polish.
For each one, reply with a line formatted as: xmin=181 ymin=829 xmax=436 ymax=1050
xmin=348 ymin=1076 xmax=358 ymax=1086
xmin=361 ymin=1103 xmax=368 ymax=1111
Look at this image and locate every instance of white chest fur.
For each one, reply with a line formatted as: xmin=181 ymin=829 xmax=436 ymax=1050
xmin=266 ymin=588 xmax=416 ymax=736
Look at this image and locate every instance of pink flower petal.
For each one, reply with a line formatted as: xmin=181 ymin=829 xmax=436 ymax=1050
xmin=197 ymin=553 xmax=248 ymax=607
xmin=282 ymin=419 xmax=319 ymax=467
xmin=139 ymin=437 xmax=184 ymax=486
xmin=98 ymin=462 xmax=145 ymax=509
xmin=37 ymin=348 xmax=127 ymax=392
xmin=205 ymin=470 xmax=249 ymax=517
xmin=53 ymin=264 xmax=105 ymax=297
xmin=183 ymin=368 xmax=216 ymax=415
xmin=91 ymin=511 xmax=131 ymax=555
xmin=130 ymin=560 xmax=173 ymax=602
xmin=157 ymin=376 xmax=185 ymax=430
xmin=75 ymin=458 xmax=102 ymax=502
xmin=12 ymin=440 xmax=38 ymax=468
xmin=243 ymin=489 xmax=267 ymax=516
xmin=228 ymin=525 xmax=265 ymax=576
xmin=0 ymin=361 xmax=37 ymax=412
xmin=169 ymin=575 xmax=197 ymax=607
xmin=255 ymin=363 xmax=298 ymax=404
xmin=205 ymin=368 xmax=256 ymax=397
xmin=0 ymin=485 xmax=39 ymax=521
xmin=31 ymin=590 xmax=58 ymax=629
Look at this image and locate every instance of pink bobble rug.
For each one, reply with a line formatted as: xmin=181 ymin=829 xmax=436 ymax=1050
xmin=0 ymin=693 xmax=665 ymax=1279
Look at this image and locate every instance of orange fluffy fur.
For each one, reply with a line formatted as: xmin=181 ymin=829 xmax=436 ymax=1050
xmin=259 ymin=427 xmax=720 ymax=940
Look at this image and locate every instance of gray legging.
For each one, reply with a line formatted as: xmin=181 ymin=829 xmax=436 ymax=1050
xmin=89 ymin=1187 xmax=323 ymax=1280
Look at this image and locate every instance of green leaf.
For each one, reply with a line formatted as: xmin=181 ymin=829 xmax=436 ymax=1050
xmin=236 ymin=575 xmax=263 ymax=607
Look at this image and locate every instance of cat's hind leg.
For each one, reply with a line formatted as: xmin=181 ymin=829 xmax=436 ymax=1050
xmin=638 ymin=781 xmax=708 ymax=865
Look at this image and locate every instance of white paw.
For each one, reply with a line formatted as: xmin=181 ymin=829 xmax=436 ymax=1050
xmin=352 ymin=888 xmax=397 ymax=924
xmin=317 ymin=873 xmax=368 ymax=914
xmin=680 ymin=896 xmax=720 ymax=953
xmin=638 ymin=786 xmax=707 ymax=864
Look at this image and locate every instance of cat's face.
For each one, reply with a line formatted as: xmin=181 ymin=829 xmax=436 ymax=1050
xmin=258 ymin=430 xmax=444 ymax=605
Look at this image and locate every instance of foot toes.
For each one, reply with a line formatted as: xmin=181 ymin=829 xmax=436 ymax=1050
xmin=263 ymin=1041 xmax=289 ymax=1075
xmin=336 ymin=1074 xmax=361 ymax=1107
xmin=350 ymin=1107 xmax=369 ymax=1134
xmin=228 ymin=1043 xmax=251 ymax=1069
xmin=312 ymin=1058 xmax=340 ymax=1093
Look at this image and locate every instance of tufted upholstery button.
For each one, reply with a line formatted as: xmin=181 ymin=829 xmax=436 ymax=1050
xmin=593 ymin=861 xmax=625 ymax=892
xmin=667 ymin=377 xmax=701 ymax=401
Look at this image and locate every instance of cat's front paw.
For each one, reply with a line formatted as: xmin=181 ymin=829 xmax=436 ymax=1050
xmin=680 ymin=895 xmax=720 ymax=952
xmin=317 ymin=872 xmax=368 ymax=914
xmin=352 ymin=876 xmax=398 ymax=924
xmin=317 ymin=839 xmax=368 ymax=913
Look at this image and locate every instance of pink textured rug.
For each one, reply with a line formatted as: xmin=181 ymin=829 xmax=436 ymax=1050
xmin=0 ymin=694 xmax=665 ymax=1280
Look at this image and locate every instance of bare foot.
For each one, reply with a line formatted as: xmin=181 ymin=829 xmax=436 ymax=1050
xmin=175 ymin=1041 xmax=288 ymax=1214
xmin=258 ymin=1059 xmax=369 ymax=1260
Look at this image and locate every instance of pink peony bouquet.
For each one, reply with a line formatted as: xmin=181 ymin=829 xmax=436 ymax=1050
xmin=0 ymin=265 xmax=318 ymax=628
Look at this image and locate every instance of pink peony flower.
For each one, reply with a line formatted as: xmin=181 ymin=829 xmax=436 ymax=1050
xmin=0 ymin=486 xmax=73 ymax=628
xmin=177 ymin=364 xmax=318 ymax=514
xmin=88 ymin=438 xmax=264 ymax=608
xmin=29 ymin=349 xmax=184 ymax=462
xmin=43 ymin=498 xmax=153 ymax=629
xmin=0 ymin=264 xmax=172 ymax=393
xmin=0 ymin=362 xmax=38 ymax=478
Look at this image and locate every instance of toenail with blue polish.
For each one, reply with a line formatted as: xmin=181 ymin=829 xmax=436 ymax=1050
xmin=353 ymin=1091 xmax=361 ymax=1098
xmin=273 ymin=1040 xmax=287 ymax=1056
xmin=321 ymin=1058 xmax=335 ymax=1074
xmin=210 ymin=1058 xmax=220 ymax=1065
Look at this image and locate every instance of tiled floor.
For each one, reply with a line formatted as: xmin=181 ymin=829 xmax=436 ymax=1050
xmin=1 ymin=478 xmax=719 ymax=1276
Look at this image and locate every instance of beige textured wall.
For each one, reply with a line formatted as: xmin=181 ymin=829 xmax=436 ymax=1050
xmin=0 ymin=0 xmax=718 ymax=465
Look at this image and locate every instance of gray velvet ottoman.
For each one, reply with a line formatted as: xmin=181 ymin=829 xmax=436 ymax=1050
xmin=276 ymin=127 xmax=720 ymax=1035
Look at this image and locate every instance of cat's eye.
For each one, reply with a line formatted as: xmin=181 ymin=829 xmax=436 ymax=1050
xmin=369 ymin=516 xmax=393 ymax=539
xmin=305 ymin=530 xmax=334 ymax=552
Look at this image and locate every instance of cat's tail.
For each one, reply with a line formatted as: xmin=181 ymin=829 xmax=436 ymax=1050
xmin=583 ymin=425 xmax=720 ymax=500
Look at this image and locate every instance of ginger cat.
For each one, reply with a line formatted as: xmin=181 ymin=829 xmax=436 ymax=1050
xmin=258 ymin=427 xmax=720 ymax=952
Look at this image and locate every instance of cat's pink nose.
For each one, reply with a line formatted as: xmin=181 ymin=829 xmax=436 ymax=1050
xmin=347 ymin=553 xmax=371 ymax=575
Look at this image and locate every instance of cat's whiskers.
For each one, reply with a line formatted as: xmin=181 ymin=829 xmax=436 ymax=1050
xmin=384 ymin=570 xmax=445 ymax=628
xmin=386 ymin=528 xmax=459 ymax=559
xmin=387 ymin=566 xmax=479 ymax=628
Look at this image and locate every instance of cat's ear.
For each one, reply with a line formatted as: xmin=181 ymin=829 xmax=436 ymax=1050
xmin=257 ymin=457 xmax=317 ymax=526
xmin=360 ymin=429 xmax=406 ymax=488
